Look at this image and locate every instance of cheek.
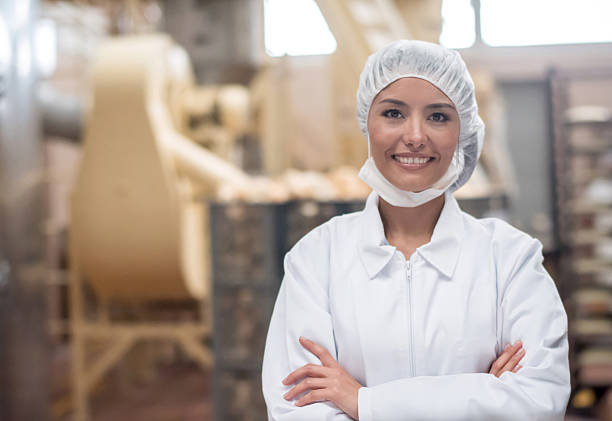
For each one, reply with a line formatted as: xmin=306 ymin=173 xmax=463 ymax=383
xmin=439 ymin=128 xmax=460 ymax=158
xmin=439 ymin=145 xmax=457 ymax=169
xmin=442 ymin=139 xmax=459 ymax=157
xmin=369 ymin=123 xmax=398 ymax=149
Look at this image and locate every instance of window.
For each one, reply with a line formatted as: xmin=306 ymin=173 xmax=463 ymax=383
xmin=480 ymin=0 xmax=612 ymax=46
xmin=439 ymin=0 xmax=475 ymax=49
xmin=264 ymin=0 xmax=337 ymax=57
xmin=441 ymin=0 xmax=612 ymax=48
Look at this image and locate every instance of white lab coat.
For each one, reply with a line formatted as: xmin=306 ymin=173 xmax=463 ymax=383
xmin=262 ymin=190 xmax=570 ymax=421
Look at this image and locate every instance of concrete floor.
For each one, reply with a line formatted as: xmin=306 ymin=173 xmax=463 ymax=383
xmin=76 ymin=365 xmax=210 ymax=421
xmin=52 ymin=344 xmax=212 ymax=421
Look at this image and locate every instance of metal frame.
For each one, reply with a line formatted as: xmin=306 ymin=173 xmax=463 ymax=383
xmin=68 ymin=237 xmax=213 ymax=421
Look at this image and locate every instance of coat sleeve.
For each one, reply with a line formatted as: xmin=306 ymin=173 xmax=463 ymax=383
xmin=357 ymin=237 xmax=571 ymax=421
xmin=262 ymin=227 xmax=352 ymax=421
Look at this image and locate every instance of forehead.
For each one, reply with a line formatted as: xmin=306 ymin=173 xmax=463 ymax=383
xmin=372 ymin=77 xmax=453 ymax=106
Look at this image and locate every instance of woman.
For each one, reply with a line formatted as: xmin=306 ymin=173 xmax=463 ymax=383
xmin=262 ymin=40 xmax=570 ymax=420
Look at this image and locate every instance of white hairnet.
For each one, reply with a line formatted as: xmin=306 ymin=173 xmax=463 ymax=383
xmin=356 ymin=40 xmax=485 ymax=193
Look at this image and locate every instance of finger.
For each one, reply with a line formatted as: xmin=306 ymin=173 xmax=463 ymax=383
xmin=283 ymin=377 xmax=327 ymax=401
xmin=489 ymin=341 xmax=522 ymax=376
xmin=490 ymin=342 xmax=522 ymax=376
xmin=491 ymin=344 xmax=523 ymax=377
xmin=299 ymin=337 xmax=337 ymax=367
xmin=500 ymin=348 xmax=526 ymax=375
xmin=295 ymin=389 xmax=328 ymax=407
xmin=512 ymin=364 xmax=523 ymax=373
xmin=282 ymin=364 xmax=328 ymax=385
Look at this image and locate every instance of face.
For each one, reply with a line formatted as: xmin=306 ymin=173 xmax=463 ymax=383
xmin=367 ymin=77 xmax=460 ymax=193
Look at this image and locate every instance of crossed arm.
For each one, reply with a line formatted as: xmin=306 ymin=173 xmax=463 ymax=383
xmin=281 ymin=336 xmax=526 ymax=420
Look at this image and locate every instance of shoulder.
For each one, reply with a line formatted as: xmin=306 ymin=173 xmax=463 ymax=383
xmin=481 ymin=216 xmax=541 ymax=256
xmin=464 ymin=214 xmax=537 ymax=250
xmin=461 ymin=213 xmax=543 ymax=272
xmin=285 ymin=209 xmax=364 ymax=275
xmin=463 ymin=213 xmax=547 ymax=295
xmin=288 ymin=209 xmax=363 ymax=256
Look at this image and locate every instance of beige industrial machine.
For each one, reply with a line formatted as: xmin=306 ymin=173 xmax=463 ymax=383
xmin=315 ymin=0 xmax=429 ymax=78
xmin=68 ymin=34 xmax=254 ymax=420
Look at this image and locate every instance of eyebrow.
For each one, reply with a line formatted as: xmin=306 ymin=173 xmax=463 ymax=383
xmin=377 ymin=98 xmax=456 ymax=110
xmin=378 ymin=98 xmax=407 ymax=106
xmin=427 ymin=103 xmax=456 ymax=110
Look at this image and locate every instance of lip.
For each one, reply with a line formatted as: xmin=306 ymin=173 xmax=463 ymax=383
xmin=392 ymin=153 xmax=433 ymax=158
xmin=391 ymin=153 xmax=435 ymax=170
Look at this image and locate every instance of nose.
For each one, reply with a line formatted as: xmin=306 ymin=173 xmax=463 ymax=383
xmin=401 ymin=117 xmax=426 ymax=150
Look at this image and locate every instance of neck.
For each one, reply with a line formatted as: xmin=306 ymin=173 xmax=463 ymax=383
xmin=378 ymin=193 xmax=446 ymax=241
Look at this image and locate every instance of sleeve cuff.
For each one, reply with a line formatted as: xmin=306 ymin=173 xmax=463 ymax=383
xmin=358 ymin=387 xmax=374 ymax=421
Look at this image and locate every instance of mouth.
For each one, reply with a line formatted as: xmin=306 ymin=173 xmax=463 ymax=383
xmin=391 ymin=153 xmax=435 ymax=168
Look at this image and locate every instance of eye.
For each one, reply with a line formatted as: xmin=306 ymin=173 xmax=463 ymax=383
xmin=382 ymin=109 xmax=403 ymax=119
xmin=429 ymin=112 xmax=449 ymax=123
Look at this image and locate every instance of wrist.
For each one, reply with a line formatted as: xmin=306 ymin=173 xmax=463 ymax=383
xmin=357 ymin=386 xmax=373 ymax=421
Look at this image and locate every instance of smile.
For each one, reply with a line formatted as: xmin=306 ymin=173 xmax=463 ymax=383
xmin=392 ymin=154 xmax=434 ymax=168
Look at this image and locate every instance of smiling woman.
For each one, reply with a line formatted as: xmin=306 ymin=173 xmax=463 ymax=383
xmin=366 ymin=77 xmax=460 ymax=193
xmin=262 ymin=40 xmax=570 ymax=421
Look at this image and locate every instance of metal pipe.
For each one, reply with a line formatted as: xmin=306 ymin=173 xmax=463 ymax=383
xmin=0 ymin=0 xmax=50 ymax=419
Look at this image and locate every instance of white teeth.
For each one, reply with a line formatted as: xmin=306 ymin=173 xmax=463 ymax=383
xmin=394 ymin=156 xmax=430 ymax=165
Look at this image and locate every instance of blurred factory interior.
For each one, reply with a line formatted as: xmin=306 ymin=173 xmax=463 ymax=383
xmin=1 ymin=0 xmax=612 ymax=420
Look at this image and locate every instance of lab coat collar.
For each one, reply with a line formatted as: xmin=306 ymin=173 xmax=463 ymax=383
xmin=358 ymin=191 xmax=397 ymax=280
xmin=417 ymin=190 xmax=465 ymax=278
xmin=358 ymin=190 xmax=464 ymax=279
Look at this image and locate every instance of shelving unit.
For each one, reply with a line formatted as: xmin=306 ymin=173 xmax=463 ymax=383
xmin=549 ymin=68 xmax=612 ymax=414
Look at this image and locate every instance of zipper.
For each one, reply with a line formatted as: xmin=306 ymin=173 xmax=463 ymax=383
xmin=406 ymin=258 xmax=415 ymax=377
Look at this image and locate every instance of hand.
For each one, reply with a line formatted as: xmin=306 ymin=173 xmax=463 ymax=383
xmin=282 ymin=337 xmax=362 ymax=420
xmin=489 ymin=340 xmax=525 ymax=377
